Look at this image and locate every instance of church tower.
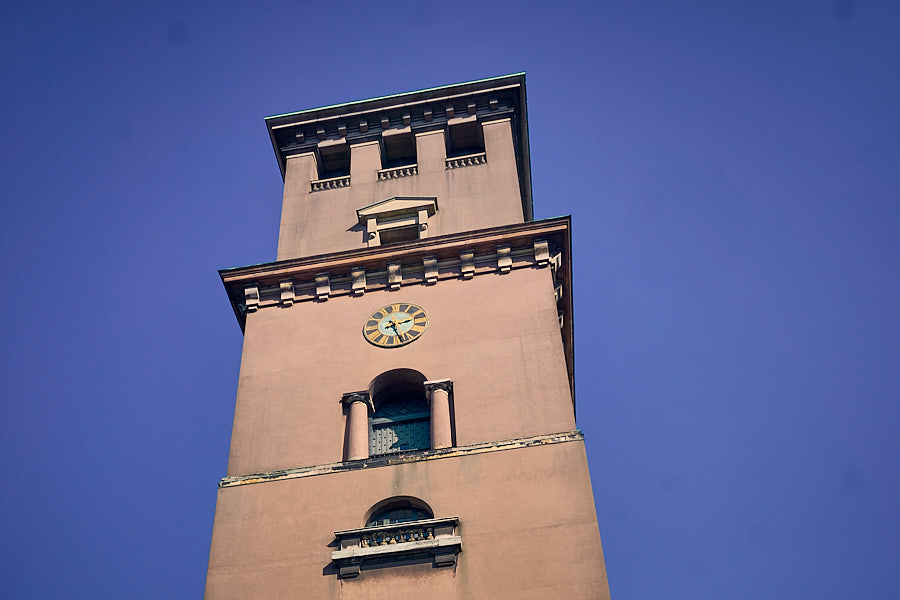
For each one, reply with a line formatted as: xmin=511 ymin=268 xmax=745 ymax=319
xmin=205 ymin=74 xmax=611 ymax=599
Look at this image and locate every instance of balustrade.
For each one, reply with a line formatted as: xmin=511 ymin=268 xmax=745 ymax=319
xmin=310 ymin=174 xmax=351 ymax=192
xmin=377 ymin=164 xmax=418 ymax=180
xmin=445 ymin=152 xmax=487 ymax=169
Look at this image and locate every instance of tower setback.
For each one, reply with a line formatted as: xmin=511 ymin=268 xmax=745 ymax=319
xmin=206 ymin=74 xmax=611 ymax=599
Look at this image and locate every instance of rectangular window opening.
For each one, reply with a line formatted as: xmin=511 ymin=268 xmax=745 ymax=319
xmin=378 ymin=225 xmax=419 ymax=245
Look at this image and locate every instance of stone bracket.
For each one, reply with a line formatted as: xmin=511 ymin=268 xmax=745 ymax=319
xmin=460 ymin=250 xmax=475 ymax=279
xmin=423 ymin=256 xmax=438 ymax=285
xmin=244 ymin=284 xmax=259 ymax=313
xmin=315 ymin=273 xmax=331 ymax=301
xmin=387 ymin=263 xmax=402 ymax=290
xmin=534 ymin=239 xmax=550 ymax=268
xmin=496 ymin=244 xmax=511 ymax=274
xmin=279 ymin=279 xmax=294 ymax=306
xmin=351 ymin=267 xmax=366 ymax=296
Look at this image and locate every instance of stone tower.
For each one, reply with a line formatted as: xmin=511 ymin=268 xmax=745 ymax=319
xmin=205 ymin=74 xmax=611 ymax=599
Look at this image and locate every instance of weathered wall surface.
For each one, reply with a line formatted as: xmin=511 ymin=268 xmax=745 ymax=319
xmin=205 ymin=440 xmax=610 ymax=600
xmin=275 ymin=119 xmax=524 ymax=260
xmin=226 ymin=265 xmax=573 ymax=476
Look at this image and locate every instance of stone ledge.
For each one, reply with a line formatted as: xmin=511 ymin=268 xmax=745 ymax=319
xmin=218 ymin=430 xmax=584 ymax=488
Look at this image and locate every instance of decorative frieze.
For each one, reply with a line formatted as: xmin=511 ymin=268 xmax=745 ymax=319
xmin=236 ymin=242 xmax=561 ymax=313
xmin=310 ymin=175 xmax=350 ymax=192
xmin=377 ymin=164 xmax=417 ymax=181
xmin=445 ymin=152 xmax=487 ymax=170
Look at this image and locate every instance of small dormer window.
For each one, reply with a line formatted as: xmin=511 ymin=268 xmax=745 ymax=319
xmin=356 ymin=196 xmax=438 ymax=248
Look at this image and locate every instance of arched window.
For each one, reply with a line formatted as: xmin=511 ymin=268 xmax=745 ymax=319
xmin=369 ymin=369 xmax=430 ymax=456
xmin=366 ymin=497 xmax=433 ymax=527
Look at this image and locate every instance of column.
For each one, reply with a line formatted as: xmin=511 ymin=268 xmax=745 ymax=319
xmin=424 ymin=379 xmax=453 ymax=450
xmin=342 ymin=391 xmax=373 ymax=460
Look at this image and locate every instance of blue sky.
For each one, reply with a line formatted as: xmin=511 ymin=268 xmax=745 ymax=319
xmin=1 ymin=1 xmax=898 ymax=598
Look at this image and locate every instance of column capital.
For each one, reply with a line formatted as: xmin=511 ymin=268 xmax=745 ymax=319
xmin=424 ymin=379 xmax=453 ymax=395
xmin=341 ymin=391 xmax=374 ymax=413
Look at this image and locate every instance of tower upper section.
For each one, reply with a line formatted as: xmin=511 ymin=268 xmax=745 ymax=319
xmin=265 ymin=74 xmax=532 ymax=260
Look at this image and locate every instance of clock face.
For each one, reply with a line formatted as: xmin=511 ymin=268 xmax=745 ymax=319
xmin=363 ymin=303 xmax=428 ymax=347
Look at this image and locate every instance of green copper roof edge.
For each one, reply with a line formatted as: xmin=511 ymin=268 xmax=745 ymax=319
xmin=264 ymin=72 xmax=526 ymax=121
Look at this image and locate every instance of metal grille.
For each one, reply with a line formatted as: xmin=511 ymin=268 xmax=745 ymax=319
xmin=370 ymin=394 xmax=430 ymax=456
xmin=370 ymin=419 xmax=430 ymax=455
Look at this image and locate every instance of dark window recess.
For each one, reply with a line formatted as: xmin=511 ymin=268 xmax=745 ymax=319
xmin=319 ymin=141 xmax=350 ymax=178
xmin=378 ymin=225 xmax=419 ymax=245
xmin=447 ymin=118 xmax=484 ymax=158
xmin=382 ymin=129 xmax=417 ymax=169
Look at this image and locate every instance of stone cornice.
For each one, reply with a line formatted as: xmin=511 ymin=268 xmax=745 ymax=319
xmin=265 ymin=73 xmax=533 ymax=220
xmin=221 ymin=217 xmax=568 ymax=290
xmin=218 ymin=430 xmax=584 ymax=488
xmin=220 ymin=216 xmax=576 ymax=408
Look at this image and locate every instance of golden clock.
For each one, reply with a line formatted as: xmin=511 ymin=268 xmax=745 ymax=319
xmin=363 ymin=303 xmax=428 ymax=347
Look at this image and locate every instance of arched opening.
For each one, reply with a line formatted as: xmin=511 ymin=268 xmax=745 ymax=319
xmin=365 ymin=496 xmax=433 ymax=527
xmin=368 ymin=369 xmax=430 ymax=456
